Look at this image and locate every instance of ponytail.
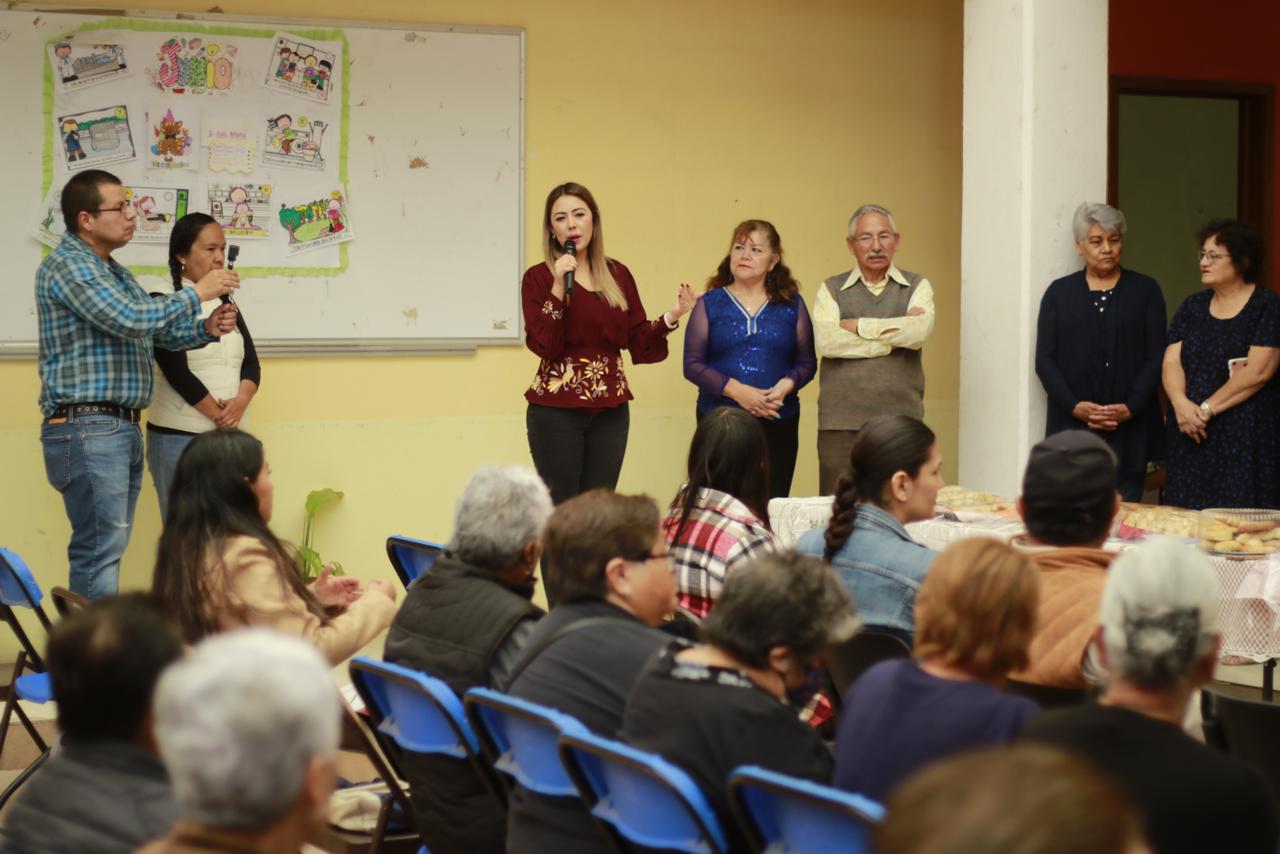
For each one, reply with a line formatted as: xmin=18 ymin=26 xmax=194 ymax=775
xmin=824 ymin=472 xmax=861 ymax=561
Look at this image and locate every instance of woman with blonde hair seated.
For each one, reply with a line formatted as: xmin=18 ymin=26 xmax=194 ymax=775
xmin=832 ymin=538 xmax=1041 ymax=801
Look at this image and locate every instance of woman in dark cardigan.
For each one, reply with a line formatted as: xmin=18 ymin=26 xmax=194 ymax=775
xmin=1035 ymin=202 xmax=1166 ymax=501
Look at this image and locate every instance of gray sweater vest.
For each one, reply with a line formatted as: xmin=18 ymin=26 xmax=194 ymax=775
xmin=818 ymin=269 xmax=926 ymax=430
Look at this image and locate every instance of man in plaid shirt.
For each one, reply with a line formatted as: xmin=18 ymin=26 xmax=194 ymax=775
xmin=37 ymin=170 xmax=239 ymax=598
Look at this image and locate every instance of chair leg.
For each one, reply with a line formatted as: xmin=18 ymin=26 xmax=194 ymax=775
xmin=10 ymin=701 xmax=48 ymax=754
xmin=0 ymin=653 xmax=28 ymax=762
xmin=0 ymin=748 xmax=49 ymax=811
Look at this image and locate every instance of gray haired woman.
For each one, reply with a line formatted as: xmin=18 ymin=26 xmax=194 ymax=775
xmin=1034 ymin=202 xmax=1167 ymax=501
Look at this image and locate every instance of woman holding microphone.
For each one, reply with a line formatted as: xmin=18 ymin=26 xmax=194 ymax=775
xmin=523 ymin=182 xmax=695 ymax=504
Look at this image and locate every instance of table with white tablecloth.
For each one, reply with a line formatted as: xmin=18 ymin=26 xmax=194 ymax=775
xmin=768 ymin=496 xmax=1280 ymax=663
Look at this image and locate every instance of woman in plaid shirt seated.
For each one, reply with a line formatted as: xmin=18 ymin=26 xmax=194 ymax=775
xmin=663 ymin=407 xmax=778 ymax=618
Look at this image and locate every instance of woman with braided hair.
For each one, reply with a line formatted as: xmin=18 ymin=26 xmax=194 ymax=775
xmin=796 ymin=414 xmax=941 ymax=639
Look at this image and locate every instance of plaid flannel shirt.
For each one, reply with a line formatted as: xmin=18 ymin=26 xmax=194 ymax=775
xmin=36 ymin=233 xmax=211 ymax=417
xmin=662 ymin=487 xmax=778 ymax=618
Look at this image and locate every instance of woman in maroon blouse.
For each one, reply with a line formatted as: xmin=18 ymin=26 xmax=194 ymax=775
xmin=523 ymin=182 xmax=695 ymax=504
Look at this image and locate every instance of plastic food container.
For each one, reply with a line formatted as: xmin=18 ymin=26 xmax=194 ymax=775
xmin=1198 ymin=508 xmax=1280 ymax=558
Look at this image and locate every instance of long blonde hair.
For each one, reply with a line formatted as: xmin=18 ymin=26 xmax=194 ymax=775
xmin=541 ymin=182 xmax=626 ymax=310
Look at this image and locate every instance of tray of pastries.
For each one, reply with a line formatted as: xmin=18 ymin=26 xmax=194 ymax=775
xmin=1198 ymin=509 xmax=1280 ymax=558
xmin=1117 ymin=503 xmax=1199 ymax=539
xmin=935 ymin=486 xmax=1014 ymax=516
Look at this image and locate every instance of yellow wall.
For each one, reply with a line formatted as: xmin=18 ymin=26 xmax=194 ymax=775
xmin=0 ymin=0 xmax=961 ymax=633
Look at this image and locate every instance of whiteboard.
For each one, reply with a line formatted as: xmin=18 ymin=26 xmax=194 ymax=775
xmin=0 ymin=6 xmax=524 ymax=355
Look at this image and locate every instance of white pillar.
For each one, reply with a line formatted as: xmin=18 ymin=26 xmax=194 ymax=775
xmin=959 ymin=0 xmax=1109 ymax=497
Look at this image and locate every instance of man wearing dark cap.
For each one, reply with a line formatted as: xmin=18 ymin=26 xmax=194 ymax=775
xmin=1008 ymin=429 xmax=1121 ymax=689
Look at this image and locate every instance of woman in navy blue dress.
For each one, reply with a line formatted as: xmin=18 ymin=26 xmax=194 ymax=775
xmin=1162 ymin=219 xmax=1280 ymax=509
xmin=683 ymin=220 xmax=817 ymax=498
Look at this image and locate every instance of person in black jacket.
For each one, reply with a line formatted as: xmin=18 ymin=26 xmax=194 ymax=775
xmin=383 ymin=464 xmax=552 ymax=854
xmin=1035 ymin=202 xmax=1166 ymax=501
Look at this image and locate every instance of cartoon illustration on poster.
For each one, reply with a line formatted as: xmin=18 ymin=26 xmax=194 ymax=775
xmin=57 ymin=105 xmax=136 ymax=171
xmin=205 ymin=126 xmax=254 ymax=174
xmin=209 ymin=183 xmax=272 ymax=239
xmin=278 ymin=189 xmax=353 ymax=254
xmin=125 ymin=186 xmax=191 ymax=243
xmin=49 ymin=41 xmax=131 ymax=93
xmin=34 ymin=187 xmax=67 ymax=248
xmin=262 ymin=112 xmax=328 ymax=171
xmin=148 ymin=36 xmax=239 ymax=95
xmin=148 ymin=105 xmax=199 ymax=170
xmin=263 ymin=33 xmax=336 ymax=105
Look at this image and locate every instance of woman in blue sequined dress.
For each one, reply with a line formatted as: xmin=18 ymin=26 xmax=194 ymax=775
xmin=684 ymin=220 xmax=817 ymax=498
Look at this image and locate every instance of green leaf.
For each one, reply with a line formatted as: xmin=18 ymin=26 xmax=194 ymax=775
xmin=296 ymin=545 xmax=323 ymax=581
xmin=328 ymin=560 xmax=346 ymax=577
xmin=304 ymin=488 xmax=344 ymax=518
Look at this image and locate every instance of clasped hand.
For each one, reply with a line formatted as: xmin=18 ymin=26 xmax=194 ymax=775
xmin=1072 ymin=401 xmax=1132 ymax=433
xmin=1171 ymin=400 xmax=1208 ymax=444
xmin=734 ymin=377 xmax=795 ymax=420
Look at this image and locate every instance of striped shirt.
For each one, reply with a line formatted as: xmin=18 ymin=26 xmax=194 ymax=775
xmin=36 ymin=233 xmax=211 ymax=417
xmin=662 ymin=487 xmax=778 ymax=618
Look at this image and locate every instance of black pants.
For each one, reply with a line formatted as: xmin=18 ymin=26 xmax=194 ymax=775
xmin=527 ymin=403 xmax=629 ymax=505
xmin=696 ymin=409 xmax=799 ymax=500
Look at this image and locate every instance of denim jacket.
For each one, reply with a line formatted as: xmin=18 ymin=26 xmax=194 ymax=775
xmin=796 ymin=504 xmax=938 ymax=635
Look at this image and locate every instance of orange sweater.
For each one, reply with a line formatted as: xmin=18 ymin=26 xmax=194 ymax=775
xmin=1010 ymin=543 xmax=1114 ymax=689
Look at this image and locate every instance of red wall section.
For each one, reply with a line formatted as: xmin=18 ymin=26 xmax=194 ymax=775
xmin=1110 ymin=0 xmax=1280 ymax=267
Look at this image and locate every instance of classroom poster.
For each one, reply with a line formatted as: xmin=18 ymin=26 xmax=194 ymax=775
xmin=49 ymin=41 xmax=130 ymax=94
xmin=208 ymin=182 xmax=272 ymax=240
xmin=263 ymin=33 xmax=335 ymax=105
xmin=148 ymin=35 xmax=240 ymax=95
xmin=278 ymin=188 xmax=352 ymax=254
xmin=262 ymin=111 xmax=330 ymax=171
xmin=147 ymin=103 xmax=199 ymax=171
xmin=57 ymin=105 xmax=136 ymax=171
xmin=34 ymin=187 xmax=66 ymax=248
xmin=205 ymin=124 xmax=254 ymax=173
xmin=126 ymin=186 xmax=191 ymax=243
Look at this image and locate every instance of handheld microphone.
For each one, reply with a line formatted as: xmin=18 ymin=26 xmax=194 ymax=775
xmin=563 ymin=239 xmax=576 ymax=295
xmin=221 ymin=244 xmax=240 ymax=305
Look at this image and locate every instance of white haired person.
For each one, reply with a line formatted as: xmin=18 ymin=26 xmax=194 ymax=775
xmin=138 ymin=629 xmax=341 ymax=853
xmin=383 ymin=464 xmax=553 ymax=854
xmin=1035 ymin=202 xmax=1166 ymax=501
xmin=1022 ymin=539 xmax=1279 ymax=854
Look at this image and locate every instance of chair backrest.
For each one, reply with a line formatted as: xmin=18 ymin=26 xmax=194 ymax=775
xmin=826 ymin=630 xmax=912 ymax=699
xmin=348 ymin=656 xmax=480 ymax=760
xmin=1203 ymin=684 xmax=1280 ymax=806
xmin=558 ymin=730 xmax=729 ymax=854
xmin=0 ymin=549 xmax=45 ymax=611
xmin=728 ymin=765 xmax=884 ymax=854
xmin=1003 ymin=679 xmax=1087 ymax=709
xmin=464 ymin=688 xmax=590 ymax=797
xmin=385 ymin=536 xmax=446 ymax=588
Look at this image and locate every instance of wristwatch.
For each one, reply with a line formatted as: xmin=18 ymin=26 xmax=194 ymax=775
xmin=1199 ymin=401 xmax=1215 ymax=419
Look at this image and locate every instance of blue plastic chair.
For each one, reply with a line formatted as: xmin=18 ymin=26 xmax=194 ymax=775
xmin=729 ymin=765 xmax=884 ymax=854
xmin=464 ymin=687 xmax=590 ymax=798
xmin=385 ymin=536 xmax=446 ymax=588
xmin=558 ymin=730 xmax=729 ymax=854
xmin=0 ymin=549 xmax=55 ymax=757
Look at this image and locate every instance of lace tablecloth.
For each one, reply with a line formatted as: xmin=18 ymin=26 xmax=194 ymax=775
xmin=768 ymin=497 xmax=1280 ymax=662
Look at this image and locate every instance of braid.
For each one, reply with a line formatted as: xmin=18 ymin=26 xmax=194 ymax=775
xmin=824 ymin=472 xmax=861 ymax=562
xmin=168 ymin=256 xmax=183 ymax=291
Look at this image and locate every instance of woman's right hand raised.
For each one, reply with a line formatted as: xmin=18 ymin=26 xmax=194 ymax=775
xmin=366 ymin=578 xmax=399 ymax=603
xmin=549 ymin=252 xmax=577 ymax=300
xmin=193 ymin=268 xmax=240 ymax=303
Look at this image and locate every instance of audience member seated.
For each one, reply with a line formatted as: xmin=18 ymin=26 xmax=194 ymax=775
xmin=505 ymin=489 xmax=677 ymax=854
xmin=796 ymin=414 xmax=940 ymax=638
xmin=151 ymin=428 xmax=397 ymax=664
xmin=1022 ymin=539 xmax=1280 ymax=854
xmin=832 ymin=538 xmax=1040 ymax=801
xmin=621 ymin=551 xmax=857 ymax=851
xmin=382 ymin=464 xmax=552 ymax=854
xmin=664 ymin=407 xmax=778 ymax=618
xmin=138 ymin=629 xmax=342 ymax=854
xmin=877 ymin=745 xmax=1150 ymax=854
xmin=1009 ymin=429 xmax=1121 ymax=689
xmin=0 ymin=594 xmax=183 ymax=854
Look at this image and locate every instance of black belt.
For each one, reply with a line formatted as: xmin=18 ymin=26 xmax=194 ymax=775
xmin=48 ymin=403 xmax=142 ymax=424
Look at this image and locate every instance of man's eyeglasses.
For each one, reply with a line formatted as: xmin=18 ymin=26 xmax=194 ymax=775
xmin=92 ymin=203 xmax=133 ymax=215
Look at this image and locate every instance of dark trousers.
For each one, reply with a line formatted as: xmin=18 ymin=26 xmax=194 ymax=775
xmin=526 ymin=403 xmax=629 ymax=505
xmin=1118 ymin=472 xmax=1146 ymax=503
xmin=695 ymin=409 xmax=799 ymax=499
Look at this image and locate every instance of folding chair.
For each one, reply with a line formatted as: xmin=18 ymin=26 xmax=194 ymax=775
xmin=1202 ymin=682 xmax=1280 ymax=807
xmin=0 ymin=548 xmax=55 ymax=759
xmin=558 ymin=730 xmax=729 ymax=854
xmin=385 ymin=536 xmax=446 ymax=589
xmin=464 ymin=687 xmax=590 ymax=798
xmin=348 ymin=657 xmax=502 ymax=850
xmin=729 ymin=765 xmax=884 ymax=854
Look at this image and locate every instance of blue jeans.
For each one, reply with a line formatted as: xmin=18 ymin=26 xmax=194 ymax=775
xmin=146 ymin=428 xmax=196 ymax=521
xmin=40 ymin=415 xmax=143 ymax=599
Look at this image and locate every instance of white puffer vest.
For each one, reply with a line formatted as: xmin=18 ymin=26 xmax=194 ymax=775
xmin=148 ymin=278 xmax=249 ymax=433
